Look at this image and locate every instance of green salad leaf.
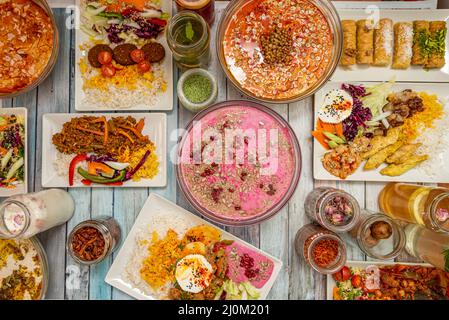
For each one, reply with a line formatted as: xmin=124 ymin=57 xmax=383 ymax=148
xmin=185 ymin=22 xmax=194 ymax=41
xmin=361 ymin=77 xmax=396 ymax=119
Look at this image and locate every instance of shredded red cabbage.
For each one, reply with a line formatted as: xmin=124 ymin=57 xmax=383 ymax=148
xmin=87 ymin=154 xmax=116 ymax=162
xmin=124 ymin=150 xmax=150 ymax=181
xmin=341 ymin=84 xmax=372 ymax=141
xmin=105 ymin=20 xmax=163 ymax=43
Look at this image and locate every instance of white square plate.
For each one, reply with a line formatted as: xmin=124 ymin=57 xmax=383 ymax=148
xmin=0 ymin=107 xmax=27 ymax=197
xmin=105 ymin=193 xmax=283 ymax=300
xmin=326 ymin=260 xmax=432 ymax=300
xmin=74 ymin=0 xmax=173 ymax=111
xmin=332 ymin=9 xmax=449 ymax=82
xmin=41 ymin=113 xmax=167 ymax=188
xmin=313 ymin=82 xmax=449 ymax=182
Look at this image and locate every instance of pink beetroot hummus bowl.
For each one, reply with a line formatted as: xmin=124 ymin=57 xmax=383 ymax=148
xmin=176 ymin=100 xmax=301 ymax=226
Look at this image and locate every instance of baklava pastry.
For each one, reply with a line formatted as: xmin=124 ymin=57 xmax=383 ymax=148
xmin=373 ymin=18 xmax=393 ymax=66
xmin=341 ymin=20 xmax=357 ymax=66
xmin=425 ymin=21 xmax=446 ymax=69
xmin=392 ymin=22 xmax=413 ymax=69
xmin=356 ymin=19 xmax=374 ymax=64
xmin=412 ymin=20 xmax=430 ymax=65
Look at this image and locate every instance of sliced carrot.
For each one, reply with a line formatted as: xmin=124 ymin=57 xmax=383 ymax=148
xmin=119 ymin=0 xmax=145 ymax=11
xmin=75 ymin=126 xmax=104 ymax=136
xmin=118 ymin=129 xmax=135 ymax=143
xmin=0 ymin=147 xmax=7 ymax=156
xmin=106 ymin=4 xmax=121 ymax=13
xmin=333 ymin=287 xmax=341 ymax=300
xmin=320 ymin=121 xmax=337 ymax=134
xmin=334 ymin=123 xmax=344 ymax=138
xmin=118 ymin=125 xmax=143 ymax=139
xmin=316 ymin=119 xmax=325 ymax=131
xmin=135 ymin=118 xmax=144 ymax=132
xmin=92 ymin=117 xmax=109 ymax=144
xmin=312 ymin=131 xmax=330 ymax=150
xmin=88 ymin=162 xmax=115 ymax=176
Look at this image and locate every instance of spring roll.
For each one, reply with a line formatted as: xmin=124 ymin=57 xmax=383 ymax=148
xmin=412 ymin=21 xmax=430 ymax=65
xmin=373 ymin=18 xmax=393 ymax=66
xmin=340 ymin=20 xmax=357 ymax=66
xmin=356 ymin=19 xmax=374 ymax=64
xmin=425 ymin=21 xmax=447 ymax=69
xmin=392 ymin=22 xmax=413 ymax=69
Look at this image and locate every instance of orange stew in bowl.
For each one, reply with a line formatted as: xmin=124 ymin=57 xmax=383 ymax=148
xmin=0 ymin=0 xmax=54 ymax=94
xmin=223 ymin=0 xmax=333 ymax=100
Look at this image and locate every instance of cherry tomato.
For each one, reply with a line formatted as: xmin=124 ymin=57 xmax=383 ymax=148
xmin=97 ymin=51 xmax=112 ymax=65
xmin=130 ymin=49 xmax=145 ymax=63
xmin=137 ymin=60 xmax=151 ymax=73
xmin=101 ymin=64 xmax=116 ymax=77
xmin=351 ymin=274 xmax=363 ymax=288
xmin=332 ymin=266 xmax=351 ymax=282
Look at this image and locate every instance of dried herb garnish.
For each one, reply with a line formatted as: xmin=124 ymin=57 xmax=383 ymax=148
xmin=443 ymin=248 xmax=449 ymax=272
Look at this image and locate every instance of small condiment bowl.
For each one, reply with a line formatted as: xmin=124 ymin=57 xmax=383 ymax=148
xmin=177 ymin=68 xmax=218 ymax=113
xmin=67 ymin=217 xmax=121 ymax=266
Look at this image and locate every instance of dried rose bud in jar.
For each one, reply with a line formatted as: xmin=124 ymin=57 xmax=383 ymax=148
xmin=304 ymin=187 xmax=361 ymax=233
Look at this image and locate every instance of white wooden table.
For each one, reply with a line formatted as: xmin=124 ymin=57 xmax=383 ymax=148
xmin=1 ymin=0 xmax=443 ymax=300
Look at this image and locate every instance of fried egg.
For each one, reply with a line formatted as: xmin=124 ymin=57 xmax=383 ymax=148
xmin=318 ymin=89 xmax=353 ymax=123
xmin=175 ymin=254 xmax=213 ymax=293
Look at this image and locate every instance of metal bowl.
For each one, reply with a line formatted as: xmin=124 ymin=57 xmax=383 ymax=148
xmin=216 ymin=0 xmax=342 ymax=104
xmin=0 ymin=0 xmax=59 ymax=99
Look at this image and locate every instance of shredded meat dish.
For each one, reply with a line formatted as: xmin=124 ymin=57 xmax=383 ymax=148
xmin=52 ymin=116 xmax=151 ymax=157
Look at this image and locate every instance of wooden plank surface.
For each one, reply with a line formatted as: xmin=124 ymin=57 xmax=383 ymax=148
xmin=1 ymin=1 xmax=445 ymax=300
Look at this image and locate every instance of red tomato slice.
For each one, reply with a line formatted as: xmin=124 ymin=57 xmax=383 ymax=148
xmin=101 ymin=64 xmax=116 ymax=77
xmin=98 ymin=51 xmax=112 ymax=65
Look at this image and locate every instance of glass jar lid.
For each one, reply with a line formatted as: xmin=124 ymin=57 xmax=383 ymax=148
xmin=0 ymin=200 xmax=30 ymax=238
xmin=356 ymin=212 xmax=405 ymax=260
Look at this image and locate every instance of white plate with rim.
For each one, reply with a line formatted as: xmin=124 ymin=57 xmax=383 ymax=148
xmin=105 ymin=193 xmax=283 ymax=300
xmin=331 ymin=9 xmax=449 ymax=82
xmin=313 ymin=81 xmax=449 ymax=182
xmin=41 ymin=113 xmax=166 ymax=188
xmin=0 ymin=107 xmax=27 ymax=197
xmin=326 ymin=260 xmax=433 ymax=300
xmin=74 ymin=0 xmax=173 ymax=111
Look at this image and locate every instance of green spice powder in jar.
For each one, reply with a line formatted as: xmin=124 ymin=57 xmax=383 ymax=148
xmin=182 ymin=74 xmax=212 ymax=103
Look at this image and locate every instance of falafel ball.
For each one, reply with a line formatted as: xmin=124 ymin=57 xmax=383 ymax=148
xmin=141 ymin=42 xmax=166 ymax=63
xmin=113 ymin=43 xmax=138 ymax=66
xmin=88 ymin=44 xmax=113 ymax=68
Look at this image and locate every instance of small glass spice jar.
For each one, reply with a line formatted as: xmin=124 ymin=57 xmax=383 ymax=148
xmin=295 ymin=224 xmax=347 ymax=274
xmin=304 ymin=187 xmax=361 ymax=233
xmin=67 ymin=216 xmax=121 ymax=265
xmin=348 ymin=210 xmax=405 ymax=260
xmin=166 ymin=11 xmax=211 ymax=69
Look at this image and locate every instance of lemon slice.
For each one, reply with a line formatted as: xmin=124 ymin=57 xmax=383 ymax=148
xmin=408 ymin=187 xmax=429 ymax=226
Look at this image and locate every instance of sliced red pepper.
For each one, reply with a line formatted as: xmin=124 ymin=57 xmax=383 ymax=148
xmin=149 ymin=18 xmax=167 ymax=27
xmin=81 ymin=179 xmax=92 ymax=186
xmin=121 ymin=7 xmax=139 ymax=17
xmin=69 ymin=154 xmax=87 ymax=186
xmin=105 ymin=181 xmax=123 ymax=186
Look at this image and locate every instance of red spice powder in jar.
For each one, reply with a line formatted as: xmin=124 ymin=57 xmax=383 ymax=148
xmin=71 ymin=226 xmax=106 ymax=262
xmin=311 ymin=238 xmax=339 ymax=268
